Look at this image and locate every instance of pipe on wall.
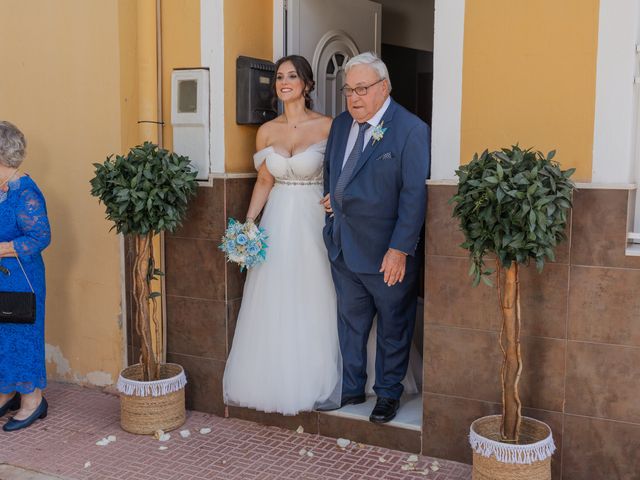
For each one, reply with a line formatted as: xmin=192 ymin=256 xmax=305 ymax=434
xmin=135 ymin=0 xmax=166 ymax=363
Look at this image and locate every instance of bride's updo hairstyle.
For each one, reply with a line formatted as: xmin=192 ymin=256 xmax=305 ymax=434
xmin=273 ymin=55 xmax=315 ymax=109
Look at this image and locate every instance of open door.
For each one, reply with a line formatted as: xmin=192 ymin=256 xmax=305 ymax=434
xmin=281 ymin=0 xmax=433 ymax=441
xmin=287 ymin=0 xmax=381 ymax=116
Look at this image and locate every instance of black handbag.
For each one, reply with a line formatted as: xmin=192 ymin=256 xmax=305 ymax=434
xmin=0 ymin=256 xmax=36 ymax=324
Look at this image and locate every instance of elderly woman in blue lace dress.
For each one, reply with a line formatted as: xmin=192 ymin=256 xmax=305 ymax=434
xmin=0 ymin=121 xmax=51 ymax=432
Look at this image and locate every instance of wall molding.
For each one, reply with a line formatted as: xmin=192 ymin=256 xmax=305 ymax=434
xmin=431 ymin=0 xmax=465 ymax=180
xmin=592 ymin=0 xmax=639 ymax=184
xmin=201 ymin=0 xmax=225 ymax=173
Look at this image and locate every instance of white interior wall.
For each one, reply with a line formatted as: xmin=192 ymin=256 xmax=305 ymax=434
xmin=372 ymin=0 xmax=435 ymax=52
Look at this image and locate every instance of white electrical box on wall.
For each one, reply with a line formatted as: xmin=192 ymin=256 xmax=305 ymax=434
xmin=171 ymin=68 xmax=210 ymax=180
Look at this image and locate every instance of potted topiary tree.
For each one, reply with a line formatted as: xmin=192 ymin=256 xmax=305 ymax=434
xmin=450 ymin=146 xmax=575 ymax=479
xmin=91 ymin=141 xmax=197 ymax=434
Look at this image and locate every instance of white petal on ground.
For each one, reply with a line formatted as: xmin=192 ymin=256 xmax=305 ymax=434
xmin=199 ymin=427 xmax=212 ymax=434
xmin=430 ymin=464 xmax=440 ymax=472
xmin=401 ymin=464 xmax=416 ymax=471
xmin=95 ymin=438 xmax=110 ymax=446
xmin=306 ymin=451 xmax=314 ymax=457
xmin=407 ymin=454 xmax=418 ymax=463
xmin=159 ymin=446 xmax=168 ymax=451
xmin=298 ymin=448 xmax=307 ymax=456
xmin=107 ymin=435 xmax=116 ymax=443
xmin=153 ymin=429 xmax=165 ymax=440
xmin=159 ymin=433 xmax=171 ymax=442
xmin=336 ymin=438 xmax=350 ymax=448
xmin=180 ymin=430 xmax=191 ymax=438
xmin=296 ymin=426 xmax=304 ymax=434
xmin=83 ymin=462 xmax=91 ymax=469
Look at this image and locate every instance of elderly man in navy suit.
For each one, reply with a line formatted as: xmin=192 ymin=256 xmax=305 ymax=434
xmin=321 ymin=52 xmax=430 ymax=423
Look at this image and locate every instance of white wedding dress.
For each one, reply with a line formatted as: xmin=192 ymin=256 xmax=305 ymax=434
xmin=222 ymin=140 xmax=420 ymax=416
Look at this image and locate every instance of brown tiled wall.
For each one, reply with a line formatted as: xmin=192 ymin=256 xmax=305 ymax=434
xmin=163 ymin=177 xmax=253 ymax=416
xmin=157 ymin=176 xmax=422 ymax=453
xmin=423 ymin=185 xmax=640 ymax=479
xmin=130 ymin=181 xmax=640 ymax=475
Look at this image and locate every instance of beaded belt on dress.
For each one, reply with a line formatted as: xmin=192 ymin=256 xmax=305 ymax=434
xmin=275 ymin=179 xmax=322 ymax=186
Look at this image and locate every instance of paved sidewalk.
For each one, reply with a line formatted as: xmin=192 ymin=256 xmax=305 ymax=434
xmin=0 ymin=382 xmax=471 ymax=480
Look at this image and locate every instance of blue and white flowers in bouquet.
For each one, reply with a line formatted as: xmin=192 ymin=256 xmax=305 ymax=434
xmin=219 ymin=218 xmax=268 ymax=271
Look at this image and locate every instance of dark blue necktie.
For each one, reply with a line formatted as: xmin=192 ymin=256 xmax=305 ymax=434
xmin=334 ymin=122 xmax=369 ymax=207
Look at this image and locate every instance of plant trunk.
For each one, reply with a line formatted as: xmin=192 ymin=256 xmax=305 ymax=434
xmin=133 ymin=233 xmax=160 ymax=381
xmin=500 ymin=262 xmax=522 ymax=441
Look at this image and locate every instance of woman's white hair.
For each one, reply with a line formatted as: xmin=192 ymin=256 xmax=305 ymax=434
xmin=0 ymin=121 xmax=26 ymax=168
xmin=344 ymin=52 xmax=392 ymax=92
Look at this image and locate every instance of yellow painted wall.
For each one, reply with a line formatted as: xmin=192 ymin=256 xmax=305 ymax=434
xmin=224 ymin=0 xmax=273 ymax=172
xmin=161 ymin=0 xmax=201 ymax=152
xmin=460 ymin=0 xmax=600 ymax=181
xmin=119 ymin=0 xmax=140 ymax=154
xmin=0 ymin=0 xmax=138 ymax=385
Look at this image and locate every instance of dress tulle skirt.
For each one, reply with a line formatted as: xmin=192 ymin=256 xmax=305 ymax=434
xmin=223 ymin=183 xmax=342 ymax=415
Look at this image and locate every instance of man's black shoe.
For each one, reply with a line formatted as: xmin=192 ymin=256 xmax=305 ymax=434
xmin=369 ymin=397 xmax=399 ymax=423
xmin=316 ymin=394 xmax=366 ymax=412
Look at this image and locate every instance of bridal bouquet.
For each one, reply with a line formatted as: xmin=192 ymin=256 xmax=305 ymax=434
xmin=219 ymin=218 xmax=268 ymax=271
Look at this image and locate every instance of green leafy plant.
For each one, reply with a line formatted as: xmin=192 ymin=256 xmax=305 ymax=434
xmin=450 ymin=146 xmax=574 ymax=442
xmin=91 ymin=142 xmax=198 ymax=381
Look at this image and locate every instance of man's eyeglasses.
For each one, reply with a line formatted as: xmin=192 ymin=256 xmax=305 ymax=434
xmin=341 ymin=78 xmax=385 ymax=97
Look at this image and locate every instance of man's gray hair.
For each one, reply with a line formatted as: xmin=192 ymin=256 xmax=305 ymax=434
xmin=0 ymin=121 xmax=26 ymax=168
xmin=344 ymin=52 xmax=392 ymax=92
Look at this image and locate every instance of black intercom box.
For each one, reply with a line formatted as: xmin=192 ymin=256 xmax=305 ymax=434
xmin=236 ymin=56 xmax=277 ymax=125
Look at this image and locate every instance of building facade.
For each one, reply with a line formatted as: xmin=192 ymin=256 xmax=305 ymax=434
xmin=1 ymin=1 xmax=639 ymax=478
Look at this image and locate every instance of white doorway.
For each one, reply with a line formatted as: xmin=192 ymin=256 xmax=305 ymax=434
xmin=283 ymin=0 xmax=434 ymax=123
xmin=277 ymin=0 xmax=435 ymax=432
xmin=286 ymin=0 xmax=381 ymax=115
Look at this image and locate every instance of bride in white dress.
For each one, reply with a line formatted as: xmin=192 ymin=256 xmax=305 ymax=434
xmin=223 ymin=55 xmax=419 ymax=415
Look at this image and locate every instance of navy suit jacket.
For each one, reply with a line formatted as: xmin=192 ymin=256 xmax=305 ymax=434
xmin=323 ymin=99 xmax=431 ymax=274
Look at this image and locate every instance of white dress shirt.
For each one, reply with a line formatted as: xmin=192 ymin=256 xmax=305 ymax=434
xmin=341 ymin=96 xmax=392 ymax=169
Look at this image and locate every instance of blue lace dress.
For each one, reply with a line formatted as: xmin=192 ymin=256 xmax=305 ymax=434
xmin=0 ymin=175 xmax=51 ymax=394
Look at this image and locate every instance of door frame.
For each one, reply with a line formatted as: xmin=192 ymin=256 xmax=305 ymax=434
xmin=272 ymin=0 xmax=465 ymax=181
xmin=273 ymin=0 xmax=286 ymax=61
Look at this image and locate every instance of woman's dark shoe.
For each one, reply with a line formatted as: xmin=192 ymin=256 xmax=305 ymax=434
xmin=340 ymin=394 xmax=366 ymax=408
xmin=3 ymin=397 xmax=48 ymax=432
xmin=316 ymin=394 xmax=366 ymax=412
xmin=0 ymin=393 xmax=21 ymax=417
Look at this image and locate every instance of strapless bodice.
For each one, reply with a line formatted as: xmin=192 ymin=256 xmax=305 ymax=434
xmin=253 ymin=140 xmax=326 ymax=182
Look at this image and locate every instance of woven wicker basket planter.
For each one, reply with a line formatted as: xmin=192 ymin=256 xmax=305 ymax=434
xmin=117 ymin=363 xmax=187 ymax=435
xmin=470 ymin=415 xmax=555 ymax=480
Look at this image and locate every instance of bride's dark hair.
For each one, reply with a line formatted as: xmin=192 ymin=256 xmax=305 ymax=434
xmin=273 ymin=55 xmax=315 ymax=109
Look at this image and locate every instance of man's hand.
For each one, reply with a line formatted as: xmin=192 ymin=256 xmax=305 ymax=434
xmin=379 ymin=248 xmax=407 ymax=286
xmin=0 ymin=241 xmax=16 ymax=258
xmin=320 ymin=194 xmax=333 ymax=214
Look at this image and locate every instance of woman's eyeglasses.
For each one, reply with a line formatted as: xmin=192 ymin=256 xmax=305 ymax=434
xmin=341 ymin=78 xmax=385 ymax=97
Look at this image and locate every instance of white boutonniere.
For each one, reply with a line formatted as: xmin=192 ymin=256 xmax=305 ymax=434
xmin=371 ymin=121 xmax=387 ymax=145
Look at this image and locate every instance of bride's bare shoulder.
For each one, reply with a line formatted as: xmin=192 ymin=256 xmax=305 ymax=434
xmin=308 ymin=112 xmax=333 ymax=136
xmin=307 ymin=111 xmax=332 ymax=121
xmin=256 ymin=115 xmax=287 ymax=150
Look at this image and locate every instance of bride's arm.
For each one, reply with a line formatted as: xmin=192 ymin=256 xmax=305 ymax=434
xmin=246 ymin=163 xmax=275 ymax=222
xmin=246 ymin=125 xmax=275 ymax=222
